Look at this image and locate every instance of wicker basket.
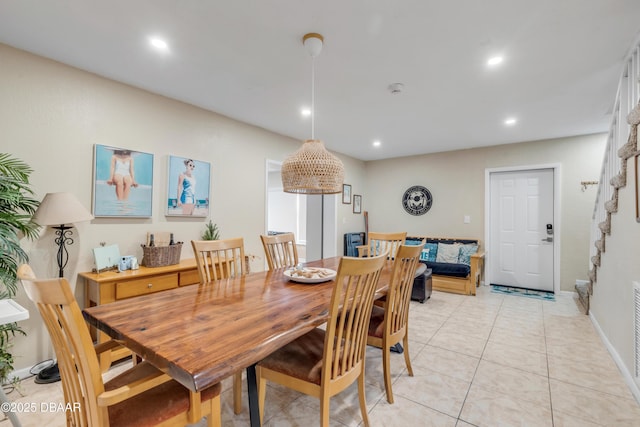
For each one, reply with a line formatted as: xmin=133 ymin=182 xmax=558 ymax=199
xmin=141 ymin=244 xmax=182 ymax=268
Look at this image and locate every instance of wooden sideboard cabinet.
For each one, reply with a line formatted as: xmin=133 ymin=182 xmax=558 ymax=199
xmin=78 ymin=258 xmax=202 ymax=371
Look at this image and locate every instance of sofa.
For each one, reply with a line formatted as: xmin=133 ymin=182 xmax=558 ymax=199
xmin=406 ymin=237 xmax=485 ymax=296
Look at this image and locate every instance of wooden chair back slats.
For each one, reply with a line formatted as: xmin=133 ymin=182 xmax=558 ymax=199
xmin=323 ymin=254 xmax=387 ymax=386
xmin=366 ymin=242 xmax=423 ymax=404
xmin=385 ymin=244 xmax=423 ymax=337
xmin=358 ymin=232 xmax=407 ymax=259
xmin=191 ymin=238 xmax=246 ymax=283
xmin=18 ymin=264 xmax=106 ymax=427
xmin=260 ymin=233 xmax=299 ymax=270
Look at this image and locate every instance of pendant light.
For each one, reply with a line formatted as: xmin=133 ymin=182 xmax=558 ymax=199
xmin=281 ymin=33 xmax=345 ymax=194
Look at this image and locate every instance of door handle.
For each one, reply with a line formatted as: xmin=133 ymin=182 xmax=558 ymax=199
xmin=541 ymin=237 xmax=553 ymax=243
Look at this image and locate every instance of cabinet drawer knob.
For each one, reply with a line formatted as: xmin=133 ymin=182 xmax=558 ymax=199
xmin=147 ymin=284 xmax=152 ymax=288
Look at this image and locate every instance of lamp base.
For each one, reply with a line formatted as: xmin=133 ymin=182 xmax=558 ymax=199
xmin=34 ymin=363 xmax=60 ymax=384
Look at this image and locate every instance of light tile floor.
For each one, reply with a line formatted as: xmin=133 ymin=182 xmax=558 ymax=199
xmin=3 ymin=285 xmax=640 ymax=426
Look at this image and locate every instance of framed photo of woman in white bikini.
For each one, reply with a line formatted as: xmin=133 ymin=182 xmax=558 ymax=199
xmin=92 ymin=144 xmax=154 ymax=217
xmin=166 ymin=155 xmax=211 ymax=217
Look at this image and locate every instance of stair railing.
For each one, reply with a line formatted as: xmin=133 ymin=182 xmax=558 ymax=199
xmin=589 ymin=38 xmax=640 ymax=291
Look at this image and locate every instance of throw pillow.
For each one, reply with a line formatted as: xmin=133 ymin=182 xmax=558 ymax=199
xmin=422 ymin=242 xmax=438 ymax=262
xmin=458 ymin=244 xmax=478 ymax=266
xmin=436 ymin=243 xmax=461 ymax=263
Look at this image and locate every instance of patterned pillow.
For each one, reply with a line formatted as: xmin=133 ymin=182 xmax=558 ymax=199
xmin=435 ymin=243 xmax=461 ymax=263
xmin=458 ymin=244 xmax=478 ymax=266
xmin=421 ymin=243 xmax=438 ymax=262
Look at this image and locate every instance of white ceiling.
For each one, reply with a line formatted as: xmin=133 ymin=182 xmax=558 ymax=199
xmin=1 ymin=1 xmax=639 ymax=161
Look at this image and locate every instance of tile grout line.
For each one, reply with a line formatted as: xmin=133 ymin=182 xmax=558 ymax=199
xmin=453 ymin=293 xmax=504 ymax=424
xmin=542 ymin=296 xmax=556 ymax=427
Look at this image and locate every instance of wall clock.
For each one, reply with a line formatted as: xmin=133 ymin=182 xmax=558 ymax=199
xmin=402 ymin=185 xmax=433 ymax=216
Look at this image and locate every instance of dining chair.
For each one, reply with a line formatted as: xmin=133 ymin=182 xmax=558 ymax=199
xmin=191 ymin=237 xmax=246 ymax=282
xmin=17 ymin=264 xmax=221 ymax=427
xmin=366 ymin=243 xmax=423 ymax=404
xmin=257 ymin=253 xmax=388 ymax=427
xmin=357 ymin=231 xmax=407 ymax=259
xmin=191 ymin=237 xmax=246 ymax=415
xmin=260 ymin=232 xmax=299 ymax=270
xmin=358 ymin=232 xmax=408 ymax=309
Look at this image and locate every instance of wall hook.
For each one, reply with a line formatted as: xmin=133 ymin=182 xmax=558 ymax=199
xmin=581 ymin=180 xmax=599 ymax=191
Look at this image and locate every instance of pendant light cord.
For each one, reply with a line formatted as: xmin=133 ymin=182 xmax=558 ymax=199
xmin=311 ymin=55 xmax=315 ymax=140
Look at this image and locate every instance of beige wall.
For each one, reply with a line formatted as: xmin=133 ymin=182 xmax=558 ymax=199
xmin=365 ymin=134 xmax=606 ymax=292
xmin=0 ymin=44 xmax=366 ymax=372
xmin=590 ymin=155 xmax=640 ymax=383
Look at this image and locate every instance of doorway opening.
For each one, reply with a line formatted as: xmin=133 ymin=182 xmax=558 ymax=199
xmin=265 ymin=159 xmax=338 ymax=263
xmin=265 ymin=160 xmax=307 ymax=262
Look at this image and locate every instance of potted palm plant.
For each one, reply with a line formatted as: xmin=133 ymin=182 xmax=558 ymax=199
xmin=201 ymin=219 xmax=220 ymax=240
xmin=0 ymin=153 xmax=40 ymax=385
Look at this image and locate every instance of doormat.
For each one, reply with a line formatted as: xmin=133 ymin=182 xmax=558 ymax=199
xmin=491 ymin=285 xmax=555 ymax=301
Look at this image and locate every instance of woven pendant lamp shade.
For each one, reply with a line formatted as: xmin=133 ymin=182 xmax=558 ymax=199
xmin=282 ymin=33 xmax=344 ymax=194
xmin=281 ymin=139 xmax=345 ymax=194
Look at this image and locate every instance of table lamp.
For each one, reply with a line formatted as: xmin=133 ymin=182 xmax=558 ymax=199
xmin=30 ymin=192 xmax=94 ymax=383
xmin=32 ymin=192 xmax=94 ymax=278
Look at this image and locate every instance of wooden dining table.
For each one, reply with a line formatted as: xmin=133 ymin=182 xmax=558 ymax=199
xmin=82 ymin=255 xmax=392 ymax=426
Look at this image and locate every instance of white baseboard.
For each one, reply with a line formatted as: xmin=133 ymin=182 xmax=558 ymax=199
xmin=4 ymin=366 xmax=34 ymax=383
xmin=4 ymin=358 xmax=56 ymax=384
xmin=589 ymin=311 xmax=640 ymax=404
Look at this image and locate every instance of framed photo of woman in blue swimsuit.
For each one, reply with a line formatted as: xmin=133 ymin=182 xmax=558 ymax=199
xmin=92 ymin=144 xmax=154 ymax=217
xmin=166 ymin=155 xmax=210 ymax=217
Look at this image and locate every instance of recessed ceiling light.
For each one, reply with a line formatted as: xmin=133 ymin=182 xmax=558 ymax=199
xmin=149 ymin=37 xmax=169 ymax=50
xmin=504 ymin=117 xmax=517 ymax=126
xmin=372 ymin=140 xmax=381 ymax=147
xmin=301 ymin=108 xmax=311 ymax=117
xmin=487 ymin=56 xmax=503 ymax=66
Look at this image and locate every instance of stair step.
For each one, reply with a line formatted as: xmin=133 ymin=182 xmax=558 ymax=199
xmin=575 ymin=283 xmax=590 ymax=314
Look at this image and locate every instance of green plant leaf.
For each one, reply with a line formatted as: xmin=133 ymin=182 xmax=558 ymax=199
xmin=0 ymin=153 xmax=40 ymax=383
xmin=201 ymin=220 xmax=220 ymax=240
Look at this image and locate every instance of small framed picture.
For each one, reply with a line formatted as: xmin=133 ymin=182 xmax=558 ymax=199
xmin=342 ymin=184 xmax=352 ymax=204
xmin=92 ymin=144 xmax=154 ymax=218
xmin=166 ymin=155 xmax=211 ymax=217
xmin=353 ymin=194 xmax=362 ymax=214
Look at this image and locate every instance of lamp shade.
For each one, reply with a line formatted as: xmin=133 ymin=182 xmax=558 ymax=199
xmin=32 ymin=192 xmax=94 ymax=226
xmin=281 ymin=139 xmax=345 ymax=194
xmin=281 ymin=33 xmax=345 ymax=194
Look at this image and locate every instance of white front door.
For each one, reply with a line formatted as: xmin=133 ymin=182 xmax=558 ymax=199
xmin=489 ymin=169 xmax=554 ymax=292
